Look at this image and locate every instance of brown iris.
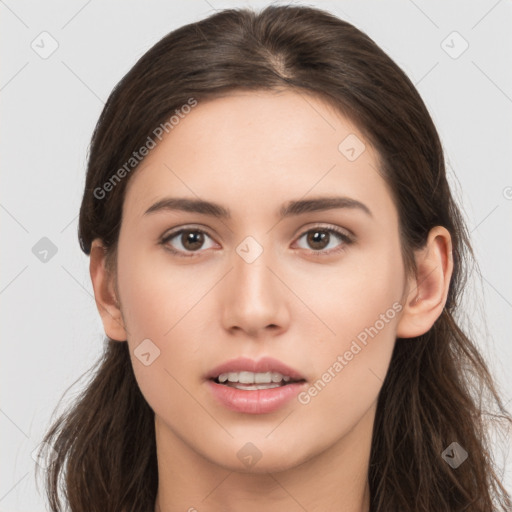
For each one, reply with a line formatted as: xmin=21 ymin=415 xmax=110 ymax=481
xmin=181 ymin=230 xmax=205 ymax=251
xmin=306 ymin=230 xmax=330 ymax=250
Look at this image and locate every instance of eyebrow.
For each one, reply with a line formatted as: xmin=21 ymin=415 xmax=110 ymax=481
xmin=143 ymin=195 xmax=372 ymax=219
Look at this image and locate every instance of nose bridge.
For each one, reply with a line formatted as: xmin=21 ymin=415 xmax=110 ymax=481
xmin=234 ymin=235 xmax=278 ymax=308
xmin=221 ymin=234 xmax=289 ymax=334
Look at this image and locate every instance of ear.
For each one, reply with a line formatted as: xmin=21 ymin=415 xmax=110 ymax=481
xmin=89 ymin=238 xmax=128 ymax=342
xmin=396 ymin=226 xmax=453 ymax=338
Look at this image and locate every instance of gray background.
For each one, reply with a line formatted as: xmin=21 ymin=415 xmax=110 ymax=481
xmin=1 ymin=0 xmax=511 ymax=509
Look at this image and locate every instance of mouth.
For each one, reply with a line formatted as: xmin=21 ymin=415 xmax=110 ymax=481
xmin=206 ymin=356 xmax=307 ymax=387
xmin=205 ymin=356 xmax=308 ymax=413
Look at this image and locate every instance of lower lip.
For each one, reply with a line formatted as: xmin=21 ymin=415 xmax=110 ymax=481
xmin=206 ymin=380 xmax=306 ymax=414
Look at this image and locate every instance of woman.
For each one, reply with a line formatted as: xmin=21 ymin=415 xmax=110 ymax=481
xmin=37 ymin=5 xmax=512 ymax=511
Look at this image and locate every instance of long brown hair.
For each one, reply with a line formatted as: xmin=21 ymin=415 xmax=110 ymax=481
xmin=36 ymin=5 xmax=512 ymax=511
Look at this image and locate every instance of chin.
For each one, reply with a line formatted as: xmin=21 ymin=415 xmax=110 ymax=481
xmin=206 ymin=438 xmax=314 ymax=474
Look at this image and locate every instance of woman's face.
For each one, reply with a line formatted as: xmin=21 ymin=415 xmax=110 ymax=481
xmin=106 ymin=90 xmax=414 ymax=472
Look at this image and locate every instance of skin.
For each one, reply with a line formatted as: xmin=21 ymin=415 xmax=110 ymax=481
xmin=89 ymin=89 xmax=453 ymax=512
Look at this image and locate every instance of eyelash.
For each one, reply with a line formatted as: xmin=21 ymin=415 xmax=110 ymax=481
xmin=160 ymin=225 xmax=353 ymax=258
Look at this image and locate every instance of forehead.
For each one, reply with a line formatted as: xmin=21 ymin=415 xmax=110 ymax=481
xmin=122 ymin=90 xmax=395 ymax=223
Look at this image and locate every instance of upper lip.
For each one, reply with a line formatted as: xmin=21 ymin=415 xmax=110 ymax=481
xmin=206 ymin=356 xmax=306 ymax=381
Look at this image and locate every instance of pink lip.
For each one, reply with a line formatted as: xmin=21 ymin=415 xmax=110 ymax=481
xmin=206 ymin=380 xmax=307 ymax=414
xmin=205 ymin=356 xmax=306 ymax=381
xmin=205 ymin=356 xmax=307 ymax=414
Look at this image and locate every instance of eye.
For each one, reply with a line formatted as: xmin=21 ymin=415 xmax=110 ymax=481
xmin=294 ymin=226 xmax=353 ymax=255
xmin=160 ymin=224 xmax=353 ymax=258
xmin=161 ymin=227 xmax=217 ymax=257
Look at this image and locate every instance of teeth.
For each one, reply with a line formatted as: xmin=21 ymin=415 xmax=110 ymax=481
xmin=239 ymin=371 xmax=255 ymax=384
xmin=217 ymin=371 xmax=293 ymax=384
xmin=228 ymin=372 xmax=240 ymax=383
xmin=271 ymin=372 xmax=281 ymax=382
xmin=255 ymin=371 xmax=272 ymax=383
xmin=228 ymin=383 xmax=282 ymax=390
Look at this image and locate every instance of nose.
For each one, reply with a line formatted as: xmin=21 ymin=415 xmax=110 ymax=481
xmin=220 ymin=244 xmax=290 ymax=338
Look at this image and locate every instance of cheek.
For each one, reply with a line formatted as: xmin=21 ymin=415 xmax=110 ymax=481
xmin=292 ymin=242 xmax=404 ymax=415
xmin=295 ymin=296 xmax=400 ymax=440
xmin=289 ymin=237 xmax=405 ymax=343
xmin=116 ymin=243 xmax=206 ymax=340
xmin=115 ymin=247 xmax=216 ymax=406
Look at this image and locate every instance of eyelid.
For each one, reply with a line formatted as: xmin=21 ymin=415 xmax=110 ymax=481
xmin=161 ymin=223 xmax=215 ymax=240
xmin=293 ymin=222 xmax=353 ymax=241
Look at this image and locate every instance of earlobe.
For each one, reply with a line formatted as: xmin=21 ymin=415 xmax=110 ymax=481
xmin=89 ymin=239 xmax=128 ymax=342
xmin=396 ymin=226 xmax=453 ymax=339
